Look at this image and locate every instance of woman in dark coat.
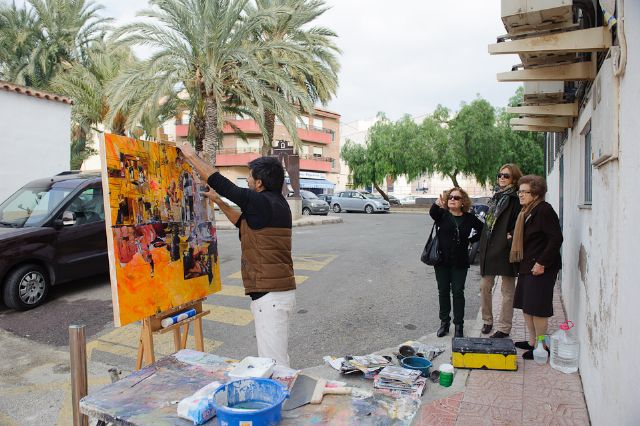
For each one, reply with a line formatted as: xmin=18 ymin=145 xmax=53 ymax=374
xmin=430 ymin=188 xmax=484 ymax=338
xmin=510 ymin=175 xmax=563 ymax=359
xmin=478 ymin=164 xmax=522 ymax=338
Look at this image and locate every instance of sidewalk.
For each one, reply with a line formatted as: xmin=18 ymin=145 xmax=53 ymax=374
xmin=214 ymin=212 xmax=343 ymax=230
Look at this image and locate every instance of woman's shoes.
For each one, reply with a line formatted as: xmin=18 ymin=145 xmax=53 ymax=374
xmin=522 ymin=349 xmax=534 ymax=360
xmin=455 ymin=324 xmax=464 ymax=337
xmin=437 ymin=322 xmax=450 ymax=337
xmin=515 ymin=341 xmax=534 ymax=350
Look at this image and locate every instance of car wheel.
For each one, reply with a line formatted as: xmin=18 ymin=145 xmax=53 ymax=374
xmin=302 ymin=207 xmax=311 ymax=216
xmin=2 ymin=264 xmax=50 ymax=310
xmin=332 ymin=204 xmax=341 ymax=213
xmin=365 ymin=204 xmax=374 ymax=214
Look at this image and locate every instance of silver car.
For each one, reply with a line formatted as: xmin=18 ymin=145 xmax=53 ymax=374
xmin=331 ymin=190 xmax=390 ymax=214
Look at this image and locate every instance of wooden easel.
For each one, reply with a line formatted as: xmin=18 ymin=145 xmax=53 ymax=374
xmin=136 ymin=299 xmax=211 ymax=370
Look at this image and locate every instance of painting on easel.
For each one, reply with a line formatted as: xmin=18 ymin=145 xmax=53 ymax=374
xmin=100 ymin=134 xmax=221 ymax=327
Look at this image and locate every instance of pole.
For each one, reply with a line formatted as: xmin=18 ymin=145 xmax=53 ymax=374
xmin=69 ymin=325 xmax=88 ymax=426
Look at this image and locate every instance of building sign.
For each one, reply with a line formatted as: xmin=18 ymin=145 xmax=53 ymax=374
xmin=299 ymin=171 xmax=327 ymax=180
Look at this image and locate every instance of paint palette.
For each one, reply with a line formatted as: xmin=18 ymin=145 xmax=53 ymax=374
xmin=228 ymin=356 xmax=276 ymax=380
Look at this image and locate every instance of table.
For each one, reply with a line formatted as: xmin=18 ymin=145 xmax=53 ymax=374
xmin=80 ymin=350 xmax=421 ymax=425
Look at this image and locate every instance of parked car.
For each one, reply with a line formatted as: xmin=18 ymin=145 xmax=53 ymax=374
xmin=299 ymin=190 xmax=330 ymax=216
xmin=387 ymin=195 xmax=401 ymax=206
xmin=468 ymin=203 xmax=489 ymax=264
xmin=317 ymin=193 xmax=332 ymax=204
xmin=330 ymin=190 xmax=390 ymax=214
xmin=0 ymin=172 xmax=108 ymax=310
xmin=399 ymin=195 xmax=419 ymax=205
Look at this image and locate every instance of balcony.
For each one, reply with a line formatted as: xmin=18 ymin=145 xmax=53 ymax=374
xmin=299 ymin=154 xmax=335 ymax=173
xmin=296 ymin=125 xmax=334 ymax=145
xmin=215 ymin=147 xmax=261 ymax=167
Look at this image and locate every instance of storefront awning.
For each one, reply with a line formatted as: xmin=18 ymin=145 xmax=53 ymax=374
xmin=299 ymin=178 xmax=335 ymax=189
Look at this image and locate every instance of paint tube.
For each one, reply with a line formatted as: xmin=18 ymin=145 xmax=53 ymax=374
xmin=177 ymin=381 xmax=221 ymax=425
xmin=161 ymin=308 xmax=197 ymax=328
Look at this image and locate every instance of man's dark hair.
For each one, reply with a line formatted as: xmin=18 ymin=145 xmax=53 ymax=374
xmin=248 ymin=157 xmax=285 ymax=191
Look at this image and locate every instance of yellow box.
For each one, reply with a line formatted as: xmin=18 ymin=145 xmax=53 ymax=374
xmin=451 ymin=337 xmax=518 ymax=371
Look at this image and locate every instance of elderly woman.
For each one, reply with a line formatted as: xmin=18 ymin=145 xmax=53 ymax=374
xmin=430 ymin=188 xmax=484 ymax=338
xmin=478 ymin=164 xmax=522 ymax=338
xmin=510 ymin=175 xmax=563 ymax=359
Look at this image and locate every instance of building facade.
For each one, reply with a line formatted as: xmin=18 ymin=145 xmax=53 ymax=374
xmin=491 ymin=1 xmax=637 ymax=422
xmin=0 ymin=81 xmax=72 ymax=201
xmin=166 ymin=108 xmax=341 ymax=194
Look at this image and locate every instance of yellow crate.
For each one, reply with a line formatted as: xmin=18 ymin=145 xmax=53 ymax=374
xmin=452 ymin=351 xmax=518 ymax=371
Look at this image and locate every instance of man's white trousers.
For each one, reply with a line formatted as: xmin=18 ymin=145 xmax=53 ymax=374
xmin=249 ymin=290 xmax=296 ymax=368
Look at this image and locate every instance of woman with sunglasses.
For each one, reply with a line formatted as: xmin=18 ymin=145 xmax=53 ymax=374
xmin=478 ymin=164 xmax=523 ymax=338
xmin=430 ymin=188 xmax=484 ymax=338
xmin=510 ymin=175 xmax=563 ymax=359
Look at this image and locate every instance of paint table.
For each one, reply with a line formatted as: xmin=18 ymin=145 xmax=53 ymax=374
xmin=80 ymin=349 xmax=421 ymax=425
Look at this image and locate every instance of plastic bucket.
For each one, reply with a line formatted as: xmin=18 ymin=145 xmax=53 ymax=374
xmin=439 ymin=364 xmax=454 ymax=387
xmin=211 ymin=378 xmax=288 ymax=426
xmin=400 ymin=356 xmax=432 ymax=377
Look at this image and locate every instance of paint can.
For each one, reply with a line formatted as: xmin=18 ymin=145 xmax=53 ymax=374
xmin=211 ymin=378 xmax=288 ymax=426
xmin=400 ymin=356 xmax=432 ymax=377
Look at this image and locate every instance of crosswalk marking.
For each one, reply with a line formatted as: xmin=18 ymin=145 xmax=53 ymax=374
xmin=295 ymin=275 xmax=308 ymax=284
xmin=293 ymin=254 xmax=337 ymax=271
xmin=202 ymin=304 xmax=254 ymax=326
xmin=86 ymin=324 xmax=222 ymax=360
xmin=217 ymin=284 xmax=246 ymax=297
xmin=226 ymin=272 xmax=309 ymax=284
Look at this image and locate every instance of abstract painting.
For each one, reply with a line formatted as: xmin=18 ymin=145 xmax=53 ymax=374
xmin=100 ymin=134 xmax=221 ymax=326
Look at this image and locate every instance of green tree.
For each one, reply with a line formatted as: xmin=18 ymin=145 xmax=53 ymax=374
xmin=0 ymin=2 xmax=38 ymax=84
xmin=108 ymin=0 xmax=310 ymax=164
xmin=251 ymin=0 xmax=340 ymax=155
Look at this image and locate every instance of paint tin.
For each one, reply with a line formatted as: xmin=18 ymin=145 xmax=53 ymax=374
xmin=399 ymin=356 xmax=432 ymax=377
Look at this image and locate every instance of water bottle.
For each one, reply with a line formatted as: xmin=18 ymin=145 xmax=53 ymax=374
xmin=533 ymin=335 xmax=548 ymax=365
xmin=550 ymin=320 xmax=580 ymax=373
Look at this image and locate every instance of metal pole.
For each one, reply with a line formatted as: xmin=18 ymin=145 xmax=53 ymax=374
xmin=69 ymin=325 xmax=88 ymax=426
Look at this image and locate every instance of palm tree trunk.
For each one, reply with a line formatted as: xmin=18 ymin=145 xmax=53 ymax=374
xmin=262 ymin=110 xmax=276 ymax=156
xmin=193 ymin=112 xmax=205 ymax=153
xmin=203 ymin=96 xmax=218 ymax=165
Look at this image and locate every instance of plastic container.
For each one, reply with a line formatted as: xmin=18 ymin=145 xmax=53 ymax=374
xmin=228 ymin=357 xmax=276 ymax=380
xmin=400 ymin=356 xmax=432 ymax=377
xmin=533 ymin=335 xmax=548 ymax=365
xmin=211 ymin=378 xmax=288 ymax=426
xmin=439 ymin=364 xmax=454 ymax=387
xmin=550 ymin=320 xmax=580 ymax=374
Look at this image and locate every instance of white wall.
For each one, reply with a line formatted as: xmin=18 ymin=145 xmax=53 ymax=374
xmin=0 ymin=91 xmax=71 ymax=201
xmin=545 ymin=5 xmax=639 ymax=423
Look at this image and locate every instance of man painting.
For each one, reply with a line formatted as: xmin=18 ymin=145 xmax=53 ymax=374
xmin=179 ymin=142 xmax=296 ymax=367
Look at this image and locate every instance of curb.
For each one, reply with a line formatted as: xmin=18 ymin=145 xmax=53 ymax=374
xmin=215 ymin=216 xmax=343 ymax=230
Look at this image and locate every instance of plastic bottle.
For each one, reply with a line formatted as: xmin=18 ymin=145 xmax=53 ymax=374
xmin=533 ymin=335 xmax=548 ymax=365
xmin=550 ymin=320 xmax=580 ymax=373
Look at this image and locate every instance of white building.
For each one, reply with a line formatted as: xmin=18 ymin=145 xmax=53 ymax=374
xmin=491 ymin=1 xmax=638 ymax=422
xmin=0 ymin=81 xmax=72 ymax=201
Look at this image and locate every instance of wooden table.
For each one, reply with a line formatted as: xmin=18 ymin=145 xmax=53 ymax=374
xmin=80 ymin=350 xmax=420 ymax=425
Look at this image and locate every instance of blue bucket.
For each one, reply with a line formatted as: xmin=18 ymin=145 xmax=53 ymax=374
xmin=211 ymin=378 xmax=288 ymax=426
xmin=400 ymin=356 xmax=432 ymax=377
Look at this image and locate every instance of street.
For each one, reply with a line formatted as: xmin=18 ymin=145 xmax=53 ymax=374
xmin=0 ymin=211 xmax=481 ymax=370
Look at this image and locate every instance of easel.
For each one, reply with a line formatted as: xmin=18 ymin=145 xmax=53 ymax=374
xmin=136 ymin=299 xmax=211 ymax=370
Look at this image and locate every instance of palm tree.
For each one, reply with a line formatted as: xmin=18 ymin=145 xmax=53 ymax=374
xmin=0 ymin=2 xmax=38 ymax=85
xmin=108 ymin=0 xmax=309 ymax=164
xmin=250 ymin=0 xmax=340 ymax=155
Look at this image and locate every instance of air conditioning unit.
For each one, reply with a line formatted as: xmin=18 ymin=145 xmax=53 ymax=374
xmin=501 ymin=0 xmax=574 ymax=35
xmin=590 ymin=57 xmax=616 ymax=166
xmin=523 ymin=81 xmax=565 ymax=104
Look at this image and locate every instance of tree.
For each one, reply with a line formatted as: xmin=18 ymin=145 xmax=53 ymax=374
xmin=0 ymin=2 xmax=38 ymax=84
xmin=108 ymin=0 xmax=310 ymax=164
xmin=251 ymin=0 xmax=340 ymax=155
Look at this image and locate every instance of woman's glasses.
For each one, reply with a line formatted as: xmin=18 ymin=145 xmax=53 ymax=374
xmin=496 ymin=172 xmax=511 ymax=179
xmin=448 ymin=195 xmax=462 ymax=201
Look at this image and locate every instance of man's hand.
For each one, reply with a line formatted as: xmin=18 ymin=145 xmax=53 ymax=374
xmin=201 ymin=188 xmax=223 ymax=205
xmin=531 ymin=262 xmax=545 ymax=276
xmin=178 ymin=141 xmax=197 ymax=160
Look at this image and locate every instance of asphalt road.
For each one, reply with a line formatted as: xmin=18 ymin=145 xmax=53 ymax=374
xmin=0 ymin=211 xmax=481 ymax=370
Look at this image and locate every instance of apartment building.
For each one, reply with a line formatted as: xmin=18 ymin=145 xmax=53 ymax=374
xmin=168 ymin=108 xmax=341 ymax=194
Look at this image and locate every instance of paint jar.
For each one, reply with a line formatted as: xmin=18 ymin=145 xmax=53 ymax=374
xmin=211 ymin=378 xmax=288 ymax=426
xmin=400 ymin=356 xmax=432 ymax=377
xmin=439 ymin=364 xmax=454 ymax=387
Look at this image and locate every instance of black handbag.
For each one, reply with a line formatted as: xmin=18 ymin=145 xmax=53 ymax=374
xmin=420 ymin=222 xmax=442 ymax=265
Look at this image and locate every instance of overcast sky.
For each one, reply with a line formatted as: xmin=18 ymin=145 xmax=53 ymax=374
xmin=13 ymin=0 xmax=520 ymax=124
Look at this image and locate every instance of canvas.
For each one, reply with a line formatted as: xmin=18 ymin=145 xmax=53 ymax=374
xmin=100 ymin=134 xmax=221 ymax=326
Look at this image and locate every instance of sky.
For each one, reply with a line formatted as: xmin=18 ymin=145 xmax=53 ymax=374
xmin=12 ymin=0 xmax=520 ymax=125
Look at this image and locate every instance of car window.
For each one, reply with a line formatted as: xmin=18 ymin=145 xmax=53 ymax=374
xmin=0 ymin=186 xmax=73 ymax=227
xmin=63 ymin=187 xmax=105 ymax=226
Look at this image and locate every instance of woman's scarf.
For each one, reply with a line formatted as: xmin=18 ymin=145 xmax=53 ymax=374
xmin=509 ymin=198 xmax=542 ymax=263
xmin=485 ymin=185 xmax=517 ymax=232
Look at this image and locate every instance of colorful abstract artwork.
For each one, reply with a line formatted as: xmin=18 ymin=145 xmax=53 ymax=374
xmin=100 ymin=134 xmax=221 ymax=326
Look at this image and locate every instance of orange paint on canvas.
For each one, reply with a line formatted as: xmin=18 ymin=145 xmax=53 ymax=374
xmin=101 ymin=134 xmax=221 ymax=326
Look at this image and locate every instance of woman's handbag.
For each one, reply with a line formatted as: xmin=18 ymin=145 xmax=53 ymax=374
xmin=420 ymin=222 xmax=442 ymax=265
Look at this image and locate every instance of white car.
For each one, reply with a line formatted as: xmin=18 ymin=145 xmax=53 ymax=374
xmin=399 ymin=195 xmax=419 ymax=205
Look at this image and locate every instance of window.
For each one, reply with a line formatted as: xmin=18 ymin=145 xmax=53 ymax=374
xmin=236 ymin=178 xmax=248 ymax=188
xmin=301 ymin=145 xmax=309 ymax=155
xmin=236 ymin=138 xmax=260 ymax=152
xmin=297 ymin=116 xmax=309 ymax=129
xmin=583 ymin=123 xmax=592 ymax=204
xmin=313 ymin=117 xmax=323 ymax=129
xmin=65 ymin=187 xmax=105 ymax=225
xmin=312 ymin=147 xmax=323 ymax=158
